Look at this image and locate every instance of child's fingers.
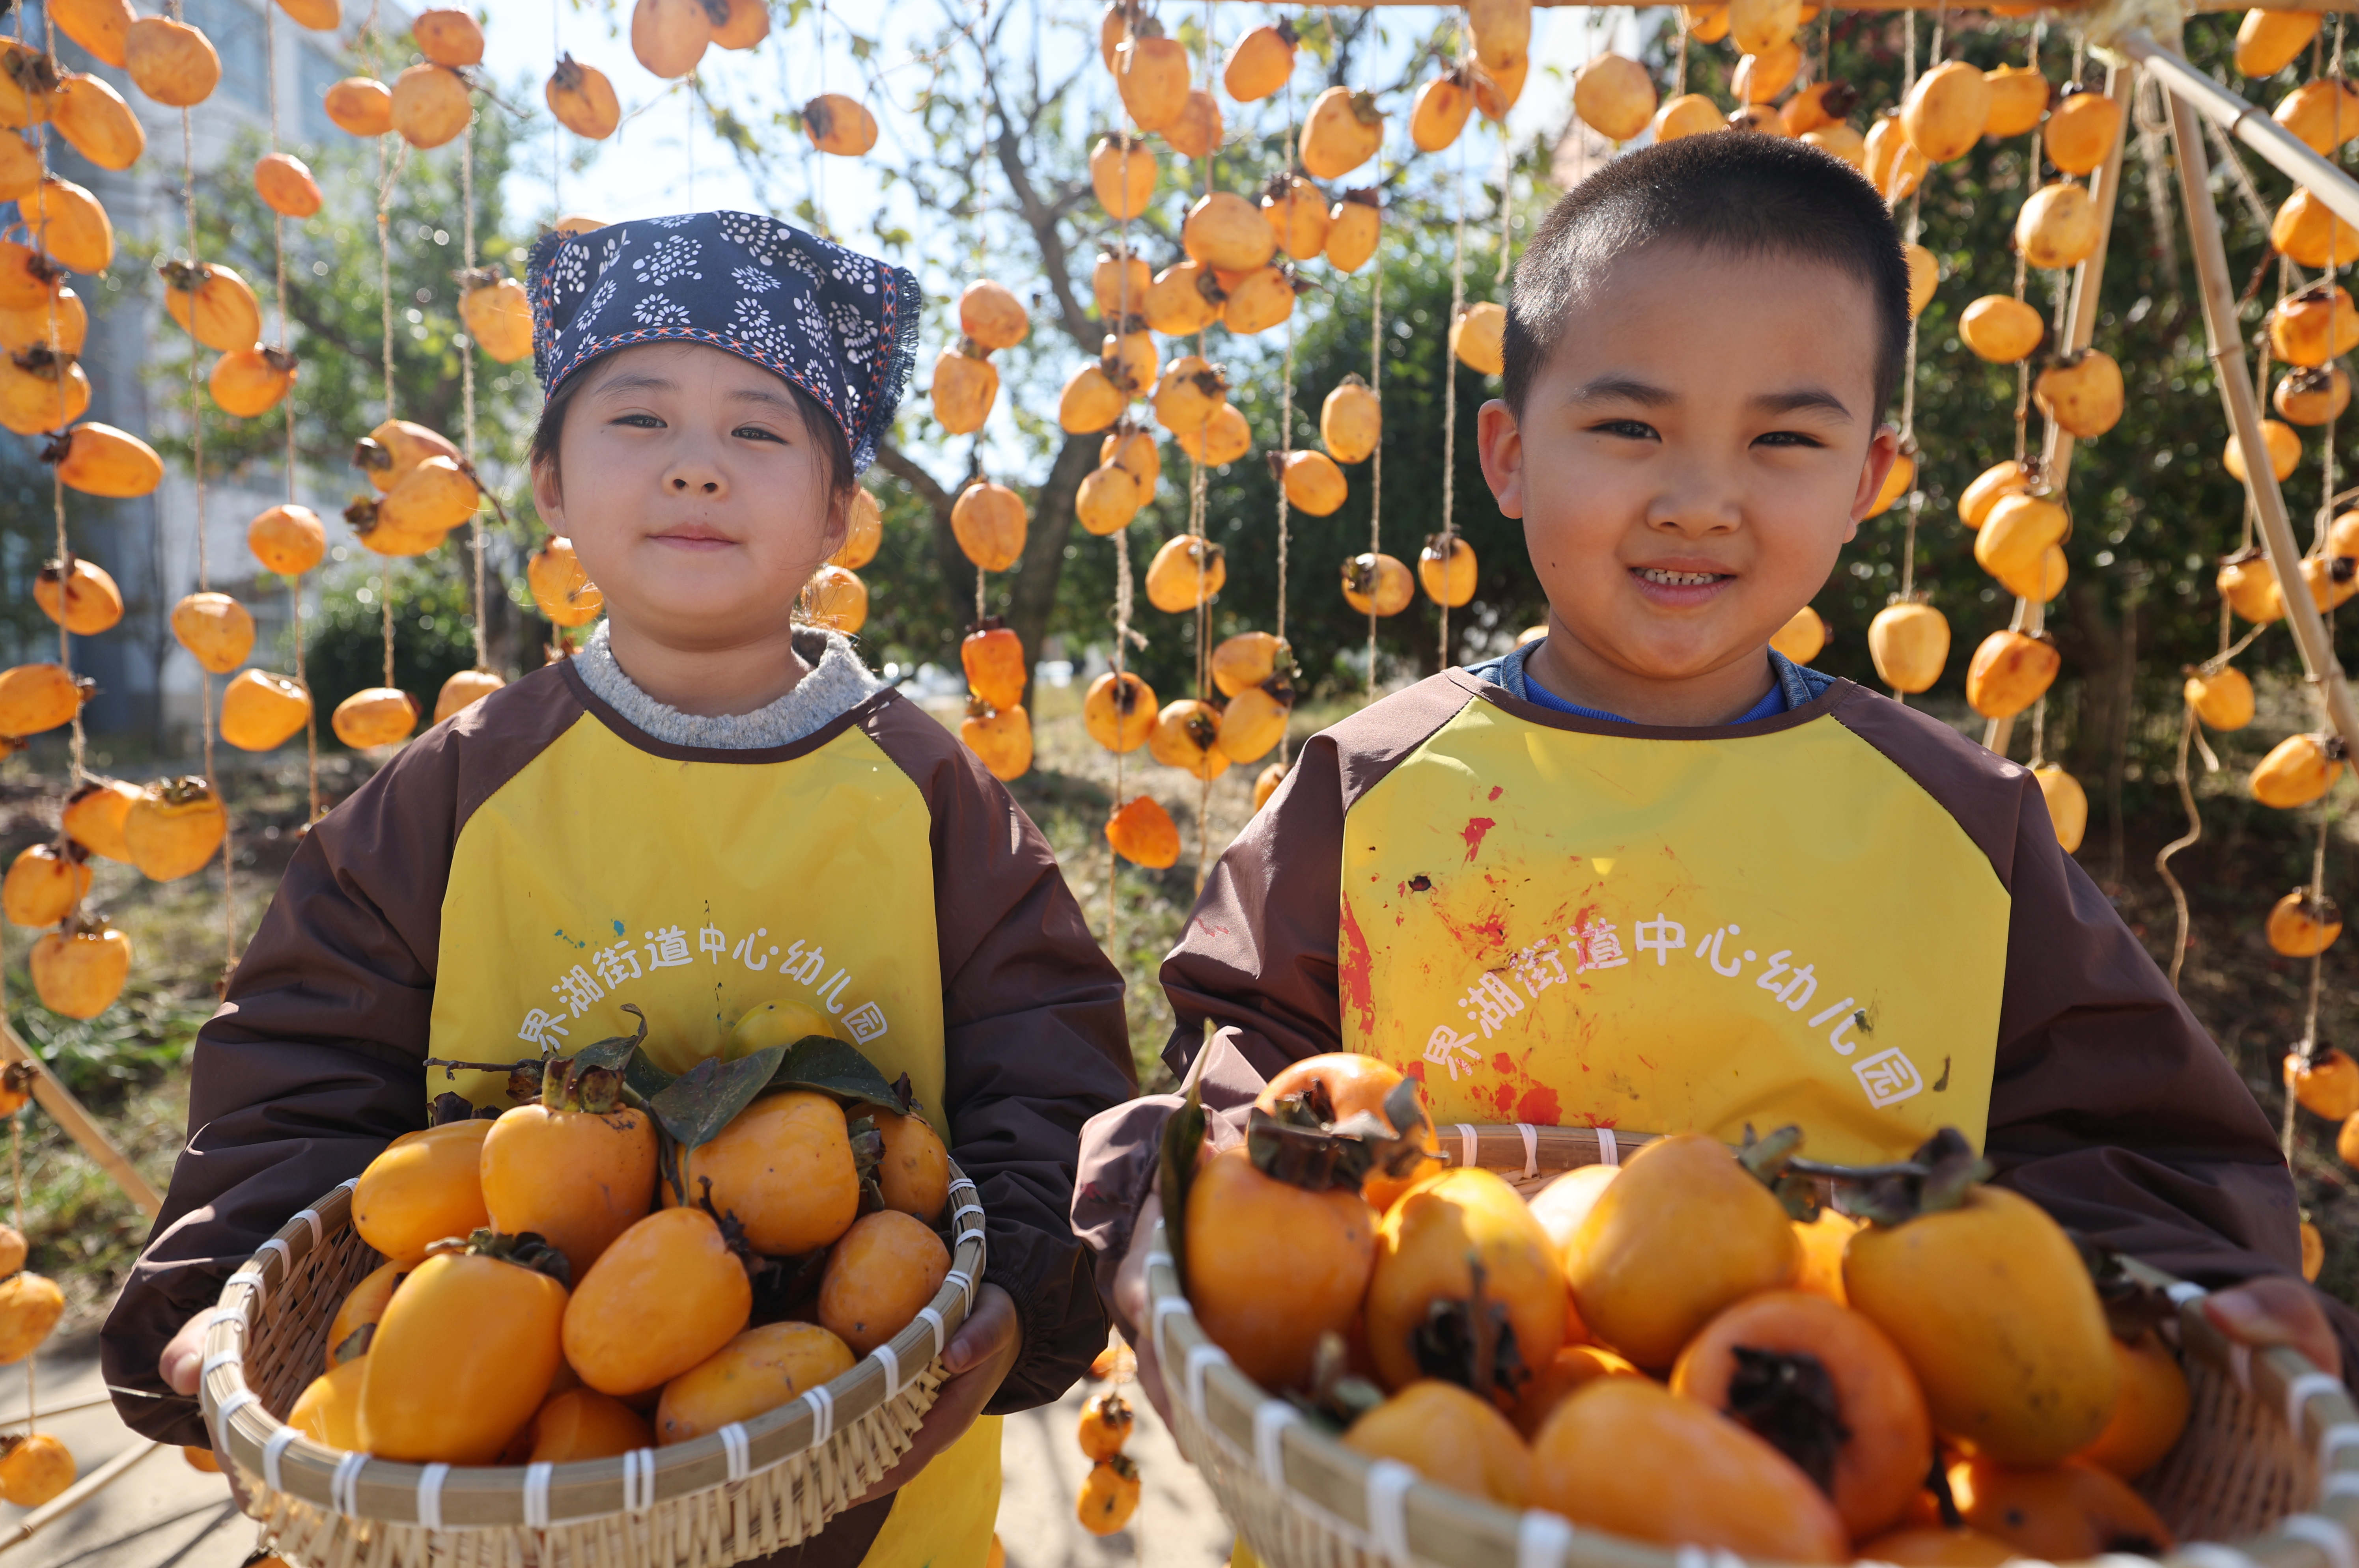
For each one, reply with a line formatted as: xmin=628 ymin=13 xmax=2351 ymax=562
xmin=159 ymin=1310 xmax=209 ymax=1395
xmin=2205 ymin=1277 xmax=2343 ymax=1378
xmin=942 ymin=1284 xmax=1019 ymax=1378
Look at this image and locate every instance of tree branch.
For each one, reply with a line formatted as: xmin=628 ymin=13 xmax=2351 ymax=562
xmin=977 ymin=56 xmax=1097 ymax=353
xmin=874 ymin=437 xmax=956 ymax=527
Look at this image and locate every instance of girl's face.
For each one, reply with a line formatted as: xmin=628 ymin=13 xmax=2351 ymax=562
xmin=532 ymin=343 xmax=848 ymax=651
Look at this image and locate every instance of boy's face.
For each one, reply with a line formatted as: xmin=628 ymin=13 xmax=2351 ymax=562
xmin=1478 ymin=243 xmax=1897 ymax=706
xmin=532 ymin=342 xmax=847 ymax=650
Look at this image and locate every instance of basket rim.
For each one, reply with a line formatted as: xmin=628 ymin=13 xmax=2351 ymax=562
xmin=198 ymin=1157 xmax=988 ymax=1529
xmin=1148 ymin=1120 xmax=2359 ymax=1568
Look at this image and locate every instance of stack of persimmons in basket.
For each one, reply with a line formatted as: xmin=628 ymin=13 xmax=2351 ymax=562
xmin=1173 ymin=1055 xmax=2189 ymax=1564
xmin=285 ymin=1005 xmax=957 ymax=1466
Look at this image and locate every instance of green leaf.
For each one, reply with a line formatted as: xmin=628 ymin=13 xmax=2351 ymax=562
xmin=767 ymin=1036 xmax=907 ymax=1113
xmin=570 ymin=1003 xmax=648 ymax=1077
xmin=1155 ymin=1077 xmax=1206 ymax=1294
xmin=650 ymin=1046 xmax=786 ymax=1153
xmin=624 ymin=1051 xmax=676 ymax=1104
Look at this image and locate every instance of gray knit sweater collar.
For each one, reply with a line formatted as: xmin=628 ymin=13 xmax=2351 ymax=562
xmin=573 ymin=621 xmax=885 ymax=751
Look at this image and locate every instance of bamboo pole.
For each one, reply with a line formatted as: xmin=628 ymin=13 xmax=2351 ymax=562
xmin=0 ymin=1439 xmax=161 ymax=1555
xmin=0 ymin=1022 xmax=162 ymax=1218
xmin=2161 ymin=83 xmax=2359 ymax=759
xmin=2126 ymin=32 xmax=2359 ymax=231
xmin=1985 ymin=61 xmax=2135 ymax=758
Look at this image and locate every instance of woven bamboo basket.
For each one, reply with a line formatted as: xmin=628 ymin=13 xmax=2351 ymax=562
xmin=198 ymin=1163 xmax=988 ymax=1568
xmin=1150 ymin=1121 xmax=2359 ymax=1568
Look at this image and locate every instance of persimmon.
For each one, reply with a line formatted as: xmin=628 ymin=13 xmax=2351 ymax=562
xmin=0 ymin=663 xmax=89 ymax=740
xmin=1152 ymin=354 xmax=1228 ymax=435
xmin=2078 ymin=1330 xmax=2189 ymax=1479
xmin=1869 ymin=446 xmax=1918 ymax=518
xmin=332 ymin=684 xmax=420 ymax=754
xmin=1281 ymin=449 xmax=1346 ymax=516
xmin=50 ymin=74 xmax=140 ymax=170
xmin=1141 ymin=261 xmax=1221 ymax=339
xmin=544 ymin=54 xmax=620 ymax=141
xmin=1574 ymin=52 xmax=1656 ymax=142
xmin=1184 ymin=190 xmax=1273 ymax=274
xmin=1224 ymin=19 xmax=1296 ymax=101
xmin=1327 ymin=189 xmax=1381 ymax=273
xmin=1859 ymin=1526 xmax=2019 ymax=1566
xmin=2217 ymin=549 xmax=2286 ymax=625
xmin=1566 ymin=1132 xmax=1800 ymax=1370
xmin=2270 ymin=891 xmax=2344 ymax=960
xmin=1106 ymin=795 xmax=1180 ymax=869
xmin=2252 ymin=733 xmax=2342 ymax=808
xmin=1114 ymin=25 xmax=1190 ymax=132
xmin=2307 ymin=1217 xmax=2327 ymax=1280
xmin=433 ymin=669 xmax=502 ymax=724
xmin=1145 ymin=535 xmax=1225 ymax=612
xmin=1866 ymin=114 xmax=1928 ymax=200
xmin=391 ymin=63 xmax=470 ymax=149
xmin=1419 ymin=535 xmax=1478 ymax=607
xmin=804 ymin=94 xmax=877 ymax=157
xmin=0 ymin=348 xmax=91 ymax=435
xmin=1343 ymin=552 xmax=1415 ymax=617
xmin=672 ymin=1090 xmax=861 ymax=1257
xmin=709 ymin=0 xmax=768 ymax=50
xmin=1085 ymin=671 xmax=1156 ymax=752
xmin=1771 ymin=605 xmax=1827 ymax=664
xmin=1367 ymin=1167 xmax=1566 ymax=1394
xmin=2034 ymin=765 xmax=2088 ymax=854
xmin=2224 ymin=417 xmax=2303 ymax=484
xmin=961 ymin=622 xmax=1027 ymax=711
xmin=50 ymin=422 xmax=161 ymax=498
xmin=1302 ymin=86 xmax=1383 ymax=179
xmin=952 ymin=481 xmax=1026 ymax=571
xmin=221 ymin=669 xmax=311 ymax=752
xmin=1092 ymin=251 xmax=1152 ymax=319
xmin=656 ymin=1321 xmax=852 ymax=1444
xmin=2286 ymin=1048 xmax=2359 ymax=1117
xmin=830 ymin=488 xmax=883 ymax=570
xmin=125 ymin=16 xmax=219 ymax=107
xmin=1059 ymin=364 xmax=1123 ymax=435
xmin=1790 ymin=1207 xmax=1858 ymax=1303
xmin=1174 ymin=403 xmax=1251 ymax=466
xmin=323 ymin=76 xmax=392 ymax=136
xmin=183 ymin=1444 xmax=221 ymax=1473
xmin=1900 ymin=59 xmax=1989 ymax=161
xmin=2017 ymin=182 xmax=2099 ymax=270
xmin=0 ymin=1272 xmax=63 ymax=1362
xmin=2034 ymin=348 xmax=2123 ymax=438
xmin=956 ymin=280 xmax=1028 ymax=353
xmin=1510 ymin=1344 xmax=1639 ymax=1438
xmin=4 ymin=843 xmax=88 ymax=929
xmin=1684 ymin=5 xmax=1733 ymax=44
xmin=459 ymin=271 xmax=532 ymax=364
xmin=1452 ymin=302 xmax=1507 ymax=376
xmin=1258 ymin=1053 xmax=1439 ymax=1211
xmin=54 ymin=0 xmax=134 ymax=67
xmin=1220 ymin=265 xmax=1297 ymax=336
xmin=565 ymin=1207 xmax=753 ymax=1396
xmin=0 ymin=1435 xmax=71 ymax=1506
xmin=2043 ymin=85 xmax=2122 ymax=175
xmin=962 ymin=703 xmax=1031 ymax=781
xmin=526 ymin=536 xmax=602 ymax=629
xmin=483 ymin=1053 xmax=658 ymax=1283
xmin=1844 ymin=1144 xmax=2119 ymax=1465
xmin=1648 ymin=91 xmax=1720 ymax=144
xmin=1253 ymin=763 xmax=1286 ymax=811
xmin=2184 ymin=665 xmax=2254 ymax=730
xmin=1076 ymin=463 xmax=1141 ymax=535
xmin=819 ymin=1208 xmax=949 ymax=1355
xmin=863 ymin=1107 xmax=946 ymax=1223
xmin=530 ymin=1388 xmax=652 ymax=1462
xmin=1346 ymin=1380 xmax=1531 ymax=1505
xmin=1532 ymin=1377 xmax=1848 ymax=1562
xmin=1781 ymin=78 xmax=1856 ymax=137
xmin=1958 ymin=461 xmax=2032 ymax=530
xmin=1089 ymin=133 xmax=1157 ymax=220
xmin=124 ymin=775 xmax=227 ymax=882
xmin=0 ymin=242 xmax=58 ymax=313
xmin=210 ymin=347 xmax=297 ymax=418
xmin=1259 ymin=174 xmax=1326 ymax=263
xmin=325 ymin=1259 xmax=403 ymax=1369
xmin=34 ymin=556 xmax=123 ymax=636
xmin=0 ymin=282 xmax=87 ymax=357
xmin=2271 ymin=282 xmax=2359 ymax=367
xmin=355 ymin=418 xmax=460 ymax=492
xmin=2238 ymin=6 xmax=2322 ymax=77
xmin=1148 ymin=698 xmax=1228 ymax=780
xmin=1529 ymin=1163 xmax=1619 ymax=1272
xmin=1159 ymin=88 xmax=1221 ymax=159
xmin=1410 ymin=68 xmax=1474 ymax=152
xmin=60 ymin=778 xmax=136 ymax=859
xmin=1979 ymin=63 xmax=2051 ymax=137
xmin=1965 ymin=629 xmax=2060 ymax=720
xmin=171 ymin=591 xmax=255 ymax=675
xmin=1185 ymin=1112 xmax=1388 ymax=1391
xmin=1217 ymin=688 xmax=1290 ymax=764
xmin=1077 ymin=1454 xmax=1140 ymax=1535
xmin=1209 ymin=631 xmax=1282 ymax=697
xmin=359 ymin=1232 xmax=569 ymax=1464
xmin=1671 ymin=1291 xmax=1932 ymax=1538
xmin=1077 ymin=1389 xmax=1133 ymax=1461
xmin=411 ymin=8 xmax=483 ymax=67
xmin=1960 ymin=296 xmax=2044 ymax=364
xmin=2277 ymin=78 xmax=2359 ymax=155
xmin=1949 ymin=1455 xmax=2172 ymax=1557
xmin=2270 ymin=188 xmax=2359 ymax=271
xmin=353 ymin=1118 xmax=492 ymax=1262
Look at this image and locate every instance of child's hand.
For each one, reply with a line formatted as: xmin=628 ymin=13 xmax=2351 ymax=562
xmin=853 ymin=1283 xmax=1020 ymax=1504
xmin=160 ymin=1307 xmax=209 ymax=1395
xmin=1112 ymin=1195 xmax=1173 ymax=1428
xmin=2205 ymin=1276 xmax=2343 ymax=1378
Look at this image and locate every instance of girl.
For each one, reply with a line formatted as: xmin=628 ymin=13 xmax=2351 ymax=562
xmin=106 ymin=213 xmax=1134 ymax=1568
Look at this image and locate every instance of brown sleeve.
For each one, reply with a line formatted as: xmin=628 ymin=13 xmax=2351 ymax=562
xmin=1831 ymin=688 xmax=2359 ymax=1371
xmin=1069 ymin=675 xmax=1477 ymax=1307
xmin=98 ymin=673 xmax=581 ymax=1445
xmin=861 ymin=696 xmax=1137 ymax=1414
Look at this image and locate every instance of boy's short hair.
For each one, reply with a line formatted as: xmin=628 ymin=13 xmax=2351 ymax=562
xmin=1502 ymin=134 xmax=1912 ymax=421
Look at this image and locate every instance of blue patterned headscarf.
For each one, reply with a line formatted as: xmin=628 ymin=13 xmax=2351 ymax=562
xmin=528 ymin=213 xmax=921 ymax=474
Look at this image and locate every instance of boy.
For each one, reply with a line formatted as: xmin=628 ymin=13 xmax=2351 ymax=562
xmin=103 ymin=213 xmax=1136 ymax=1567
xmin=1076 ymin=134 xmax=2347 ymax=1410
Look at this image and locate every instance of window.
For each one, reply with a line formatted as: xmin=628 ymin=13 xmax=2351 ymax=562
xmin=183 ymin=0 xmax=266 ymax=112
xmin=299 ymin=42 xmax=343 ymax=145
